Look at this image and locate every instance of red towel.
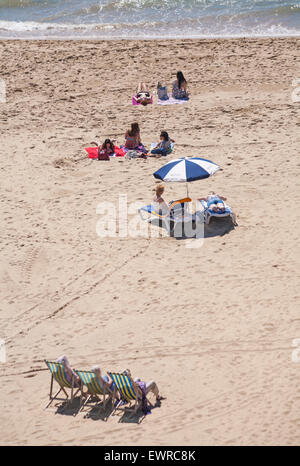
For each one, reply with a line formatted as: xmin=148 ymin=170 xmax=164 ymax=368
xmin=85 ymin=146 xmax=125 ymax=159
xmin=114 ymin=146 xmax=126 ymax=157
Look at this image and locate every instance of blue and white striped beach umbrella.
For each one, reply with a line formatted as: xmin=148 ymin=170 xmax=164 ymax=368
xmin=153 ymin=157 xmax=220 ymax=183
xmin=153 ymin=157 xmax=220 ymax=196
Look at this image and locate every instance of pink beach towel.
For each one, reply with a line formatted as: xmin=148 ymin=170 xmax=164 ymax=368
xmin=132 ymin=95 xmax=153 ymax=106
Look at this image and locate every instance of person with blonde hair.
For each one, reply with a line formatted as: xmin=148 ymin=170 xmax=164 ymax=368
xmin=90 ymin=365 xmax=114 ymax=389
xmin=56 ymin=355 xmax=80 ymax=387
xmin=152 ymin=184 xmax=169 ymax=215
xmin=90 ymin=365 xmax=120 ymax=399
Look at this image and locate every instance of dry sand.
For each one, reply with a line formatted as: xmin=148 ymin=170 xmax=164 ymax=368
xmin=0 ymin=37 xmax=299 ymax=445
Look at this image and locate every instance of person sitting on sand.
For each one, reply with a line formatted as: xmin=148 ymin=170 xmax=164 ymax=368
xmin=56 ymin=355 xmax=80 ymax=387
xmin=135 ymin=82 xmax=152 ymax=106
xmin=198 ymin=193 xmax=227 ymax=212
xmin=172 ymin=71 xmax=190 ymax=100
xmin=97 ymin=138 xmax=114 ymax=160
xmin=152 ymin=184 xmax=169 ymax=215
xmin=124 ymin=122 xmax=147 ymax=153
xmin=150 ymin=131 xmax=174 ymax=157
xmin=90 ymin=138 xmax=114 ymax=160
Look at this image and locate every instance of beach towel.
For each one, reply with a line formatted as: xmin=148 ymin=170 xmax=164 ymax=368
xmin=157 ymin=96 xmax=188 ymax=105
xmin=132 ymin=95 xmax=153 ymax=106
xmin=120 ymin=144 xmax=148 ymax=154
xmin=85 ymin=146 xmax=125 ymax=159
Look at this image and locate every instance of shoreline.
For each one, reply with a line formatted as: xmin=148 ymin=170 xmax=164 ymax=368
xmin=0 ymin=34 xmax=300 ymax=41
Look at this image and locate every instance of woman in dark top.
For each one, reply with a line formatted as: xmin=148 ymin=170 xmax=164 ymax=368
xmin=172 ymin=71 xmax=190 ymax=100
xmin=97 ymin=138 xmax=114 ymax=160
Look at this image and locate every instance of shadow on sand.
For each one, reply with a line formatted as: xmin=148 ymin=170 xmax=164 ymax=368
xmin=51 ymin=397 xmax=164 ymax=424
xmin=116 ymin=398 xmax=164 ymax=424
xmin=150 ymin=216 xmax=236 ymax=240
xmin=54 ymin=396 xmax=81 ymax=416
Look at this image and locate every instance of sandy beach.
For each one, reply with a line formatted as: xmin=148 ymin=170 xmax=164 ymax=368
xmin=0 ymin=37 xmax=299 ymax=445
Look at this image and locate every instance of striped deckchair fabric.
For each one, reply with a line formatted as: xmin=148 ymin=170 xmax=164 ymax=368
xmin=75 ymin=369 xmax=114 ymax=414
xmin=44 ymin=359 xmax=80 ymax=410
xmin=108 ymin=372 xmax=136 ymax=402
xmin=46 ymin=360 xmax=73 ymax=389
xmin=108 ymin=371 xmax=144 ymax=416
xmin=76 ymin=370 xmax=105 ymax=396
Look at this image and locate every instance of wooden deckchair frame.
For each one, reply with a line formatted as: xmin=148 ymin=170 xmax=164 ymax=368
xmin=75 ymin=369 xmax=116 ymax=413
xmin=109 ymin=371 xmax=152 ymax=417
xmin=44 ymin=360 xmax=80 ymax=410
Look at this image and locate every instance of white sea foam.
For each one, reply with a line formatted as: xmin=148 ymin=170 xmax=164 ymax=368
xmin=0 ymin=0 xmax=299 ymax=39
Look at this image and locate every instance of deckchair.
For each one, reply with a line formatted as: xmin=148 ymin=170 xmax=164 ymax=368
xmin=199 ymin=199 xmax=237 ymax=225
xmin=44 ymin=360 xmax=80 ymax=409
xmin=108 ymin=371 xmax=150 ymax=416
xmin=139 ymin=197 xmax=193 ymax=234
xmin=75 ymin=369 xmax=115 ymax=413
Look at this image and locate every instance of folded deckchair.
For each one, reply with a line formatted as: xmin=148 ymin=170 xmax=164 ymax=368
xmin=199 ymin=199 xmax=237 ymax=225
xmin=108 ymin=371 xmax=150 ymax=416
xmin=75 ymin=369 xmax=115 ymax=413
xmin=139 ymin=197 xmax=194 ymax=234
xmin=44 ymin=360 xmax=80 ymax=409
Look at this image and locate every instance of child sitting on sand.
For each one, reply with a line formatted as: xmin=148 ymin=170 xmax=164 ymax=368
xmin=150 ymin=131 xmax=174 ymax=157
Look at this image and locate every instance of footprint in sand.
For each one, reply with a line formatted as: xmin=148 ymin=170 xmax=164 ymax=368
xmin=21 ymin=247 xmax=50 ymax=292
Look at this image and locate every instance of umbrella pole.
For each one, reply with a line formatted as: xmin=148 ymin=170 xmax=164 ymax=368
xmin=186 ymin=183 xmax=189 ymax=198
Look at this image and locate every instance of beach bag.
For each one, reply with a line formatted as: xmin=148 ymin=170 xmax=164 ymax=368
xmin=158 ymin=86 xmax=169 ymax=101
xmin=126 ymin=150 xmax=147 ymax=160
xmin=126 ymin=150 xmax=140 ymax=159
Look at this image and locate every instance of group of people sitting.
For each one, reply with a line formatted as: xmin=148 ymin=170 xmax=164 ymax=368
xmin=91 ymin=71 xmax=189 ymax=160
xmin=57 ymin=355 xmax=161 ymax=413
xmin=124 ymin=123 xmax=174 ymax=157
xmin=92 ymin=123 xmax=174 ymax=160
xmin=153 ymin=185 xmax=227 ymax=214
xmin=135 ymin=71 xmax=190 ymax=105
